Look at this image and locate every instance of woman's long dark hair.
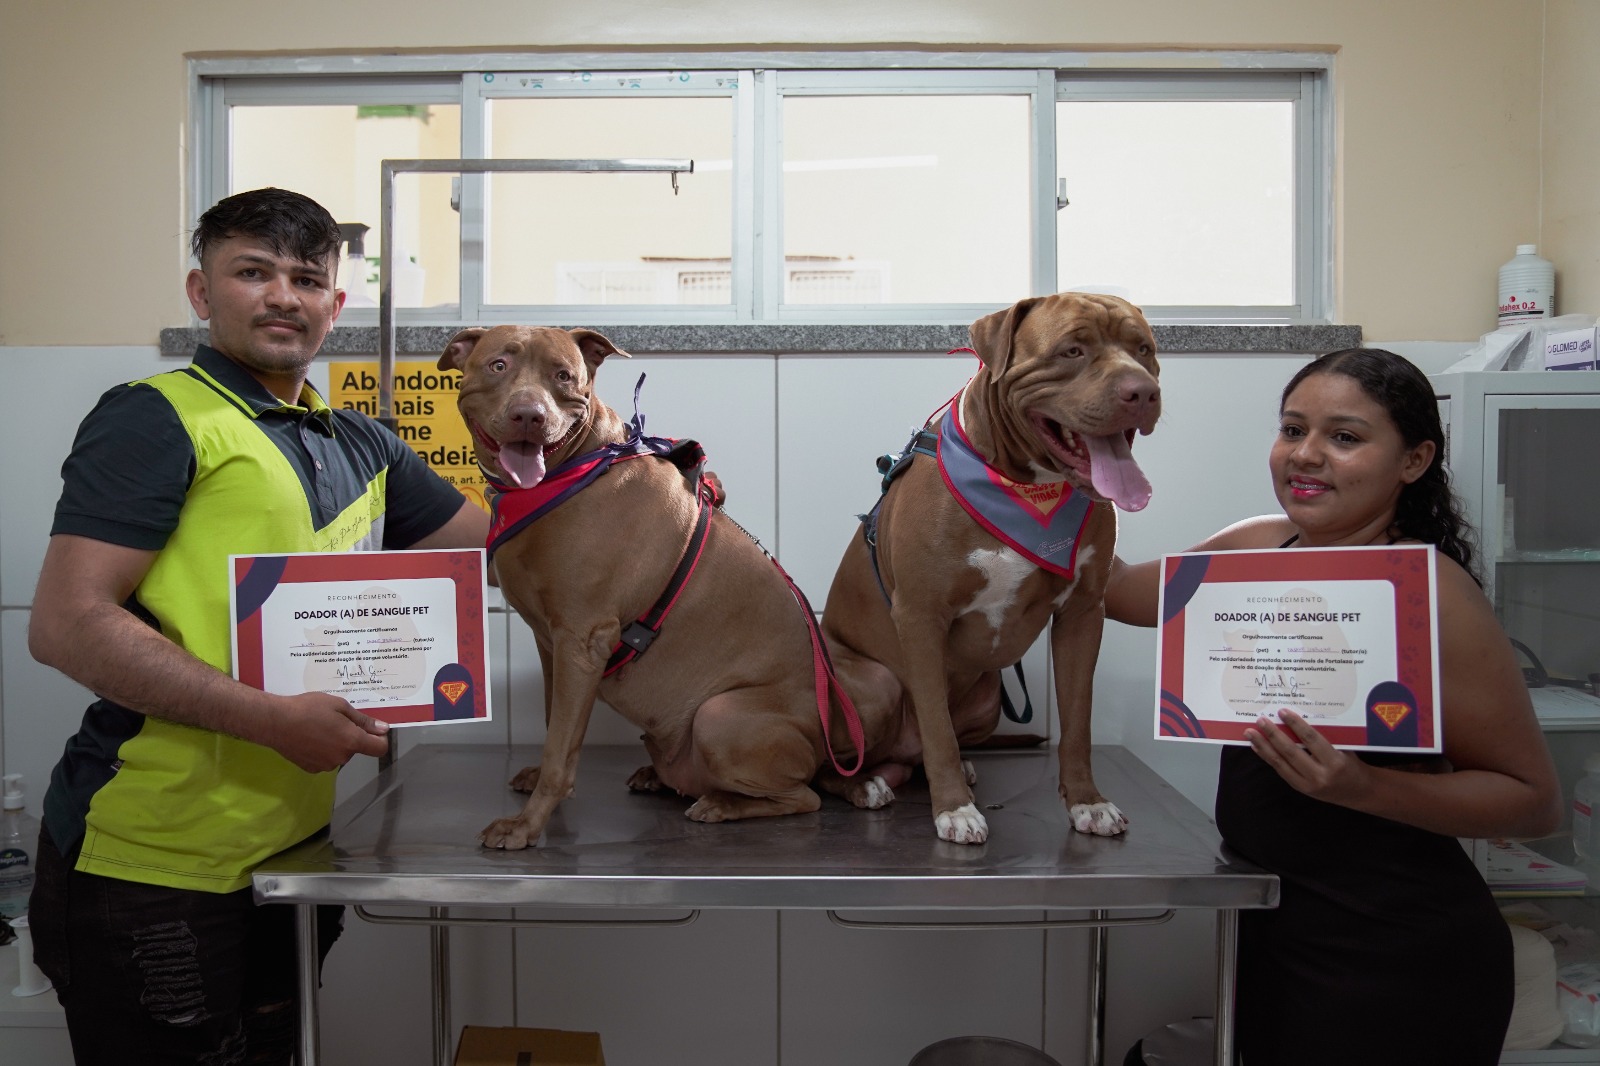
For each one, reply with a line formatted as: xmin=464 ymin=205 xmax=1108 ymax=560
xmin=1280 ymin=348 xmax=1479 ymax=583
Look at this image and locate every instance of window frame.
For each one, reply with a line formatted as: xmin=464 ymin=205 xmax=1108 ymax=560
xmin=1054 ymin=70 xmax=1329 ymax=324
xmin=191 ymin=50 xmax=1334 ymax=327
xmin=766 ymin=68 xmax=1049 ymax=324
xmin=470 ymin=69 xmax=746 ymax=325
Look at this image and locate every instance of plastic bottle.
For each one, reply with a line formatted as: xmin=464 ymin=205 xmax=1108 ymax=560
xmin=0 ymin=775 xmax=40 ymax=919
xmin=1573 ymin=754 xmax=1600 ymax=866
xmin=1498 ymin=244 xmax=1555 ymax=327
xmin=336 ymin=222 xmax=376 ymax=308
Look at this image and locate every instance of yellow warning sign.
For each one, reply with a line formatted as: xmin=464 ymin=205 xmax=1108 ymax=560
xmin=328 ymin=361 xmax=488 ymax=512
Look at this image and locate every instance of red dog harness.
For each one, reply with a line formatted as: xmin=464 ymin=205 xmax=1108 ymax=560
xmin=484 ymin=377 xmax=866 ymax=775
xmin=485 ymin=430 xmax=711 ymax=676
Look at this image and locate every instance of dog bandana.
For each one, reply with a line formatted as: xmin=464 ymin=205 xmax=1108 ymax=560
xmin=936 ymin=393 xmax=1094 ymax=579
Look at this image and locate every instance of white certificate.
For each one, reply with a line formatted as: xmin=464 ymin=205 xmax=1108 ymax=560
xmin=231 ymin=549 xmax=490 ymax=727
xmin=1180 ymin=578 xmax=1398 ymax=727
xmin=1156 ymin=544 xmax=1440 ymax=752
xmin=260 ymin=577 xmax=458 ymax=707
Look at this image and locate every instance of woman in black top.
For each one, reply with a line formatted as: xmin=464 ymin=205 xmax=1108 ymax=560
xmin=1105 ymin=348 xmax=1561 ymax=1065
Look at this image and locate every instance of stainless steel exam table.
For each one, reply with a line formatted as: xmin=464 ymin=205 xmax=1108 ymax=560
xmin=253 ymin=744 xmax=1278 ymax=1066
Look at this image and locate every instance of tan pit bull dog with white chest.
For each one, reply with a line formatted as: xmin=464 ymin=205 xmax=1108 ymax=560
xmin=819 ymin=292 xmax=1160 ymax=844
xmin=441 ymin=325 xmax=860 ymax=848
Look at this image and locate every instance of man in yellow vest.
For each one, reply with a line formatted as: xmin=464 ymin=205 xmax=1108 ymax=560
xmin=25 ymin=187 xmax=490 ymax=1064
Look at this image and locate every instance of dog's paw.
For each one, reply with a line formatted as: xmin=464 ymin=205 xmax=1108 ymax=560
xmin=861 ymin=775 xmax=896 ymax=809
xmin=627 ymin=765 xmax=664 ymax=792
xmin=935 ymin=803 xmax=989 ymax=845
xmin=847 ymin=775 xmax=895 ymax=809
xmin=961 ymin=759 xmax=978 ymax=787
xmin=479 ymin=817 xmax=539 ymax=850
xmin=1069 ymin=801 xmax=1129 ymax=837
xmin=685 ymin=796 xmax=732 ymax=823
xmin=509 ymin=765 xmax=542 ymax=793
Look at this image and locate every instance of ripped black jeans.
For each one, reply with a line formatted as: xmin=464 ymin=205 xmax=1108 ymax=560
xmin=29 ymin=828 xmax=343 ymax=1066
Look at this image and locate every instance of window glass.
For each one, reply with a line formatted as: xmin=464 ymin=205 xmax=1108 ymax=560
xmin=1056 ymin=100 xmax=1295 ymax=308
xmin=485 ymin=97 xmax=732 ymax=305
xmin=230 ymin=104 xmax=461 ymax=309
xmin=212 ymin=62 xmax=1326 ymax=322
xmin=781 ymin=95 xmax=1031 ymax=305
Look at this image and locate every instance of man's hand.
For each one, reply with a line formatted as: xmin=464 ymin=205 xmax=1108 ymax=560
xmin=258 ymin=692 xmax=391 ymax=773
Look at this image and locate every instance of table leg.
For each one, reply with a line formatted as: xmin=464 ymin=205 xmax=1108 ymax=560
xmin=1086 ymin=909 xmax=1108 ymax=1066
xmin=431 ymin=906 xmax=452 ymax=1066
xmin=1214 ymin=909 xmax=1238 ymax=1066
xmin=296 ymin=903 xmax=320 ymax=1066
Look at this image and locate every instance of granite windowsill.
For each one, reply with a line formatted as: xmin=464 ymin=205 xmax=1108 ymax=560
xmin=159 ymin=322 xmax=1362 ymax=358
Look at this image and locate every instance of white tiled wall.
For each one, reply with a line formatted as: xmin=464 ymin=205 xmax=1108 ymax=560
xmin=0 ymin=343 xmax=1337 ymax=1065
xmin=780 ymin=908 xmax=1048 ymax=1063
xmin=511 ymin=909 xmax=778 ymax=1065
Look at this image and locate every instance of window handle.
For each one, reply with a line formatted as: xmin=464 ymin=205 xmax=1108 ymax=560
xmin=1056 ymin=177 xmax=1070 ymax=211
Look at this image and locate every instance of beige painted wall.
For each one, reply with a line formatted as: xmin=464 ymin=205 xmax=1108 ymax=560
xmin=1542 ymin=0 xmax=1600 ymax=319
xmin=0 ymin=0 xmax=1572 ymax=345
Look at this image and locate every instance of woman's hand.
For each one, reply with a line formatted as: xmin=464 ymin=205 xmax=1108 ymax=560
xmin=1244 ymin=710 xmax=1374 ymax=807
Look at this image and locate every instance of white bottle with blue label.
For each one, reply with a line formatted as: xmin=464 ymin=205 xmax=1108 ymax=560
xmin=0 ymin=774 xmax=41 ymax=919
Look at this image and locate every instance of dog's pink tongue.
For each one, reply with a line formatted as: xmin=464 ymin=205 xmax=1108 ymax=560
xmin=1084 ymin=433 xmax=1152 ymax=512
xmin=498 ymin=442 xmax=547 ymax=489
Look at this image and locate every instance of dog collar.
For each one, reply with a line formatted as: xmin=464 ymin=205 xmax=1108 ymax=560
xmin=484 ymin=443 xmax=641 ymax=559
xmin=484 ymin=374 xmax=690 ymax=559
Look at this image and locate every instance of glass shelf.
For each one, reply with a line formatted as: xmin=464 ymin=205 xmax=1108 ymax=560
xmin=1532 ymin=688 xmax=1600 ymax=732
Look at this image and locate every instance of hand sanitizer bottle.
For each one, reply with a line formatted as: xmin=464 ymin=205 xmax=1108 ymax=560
xmin=0 ymin=775 xmax=41 ymax=919
xmin=336 ymin=223 xmax=376 ymax=308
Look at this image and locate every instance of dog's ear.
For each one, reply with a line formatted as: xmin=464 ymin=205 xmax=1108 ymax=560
xmin=968 ymin=297 xmax=1041 ymax=375
xmin=570 ymin=329 xmax=631 ymax=372
xmin=439 ymin=327 xmax=488 ymax=372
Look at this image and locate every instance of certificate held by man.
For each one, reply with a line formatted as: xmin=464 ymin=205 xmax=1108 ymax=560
xmin=1155 ymin=544 xmax=1440 ymax=752
xmin=230 ymin=548 xmax=491 ymax=727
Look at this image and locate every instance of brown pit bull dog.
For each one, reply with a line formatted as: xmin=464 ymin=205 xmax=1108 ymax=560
xmin=441 ymin=325 xmax=860 ymax=849
xmin=818 ymin=292 xmax=1160 ymax=844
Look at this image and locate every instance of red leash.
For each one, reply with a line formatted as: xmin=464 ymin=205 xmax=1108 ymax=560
xmin=769 ymin=556 xmax=867 ymax=778
xmin=708 ymin=486 xmax=867 ymax=777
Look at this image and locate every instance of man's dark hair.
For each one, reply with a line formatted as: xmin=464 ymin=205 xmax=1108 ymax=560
xmin=190 ymin=187 xmax=342 ymax=269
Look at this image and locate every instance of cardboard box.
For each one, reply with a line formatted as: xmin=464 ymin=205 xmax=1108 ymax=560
xmin=454 ymin=1025 xmax=605 ymax=1066
xmin=1544 ymin=326 xmax=1597 ymax=371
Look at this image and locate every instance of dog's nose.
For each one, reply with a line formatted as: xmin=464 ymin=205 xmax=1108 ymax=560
xmin=506 ymin=400 xmax=548 ymax=433
xmin=1116 ymin=374 xmax=1160 ymax=413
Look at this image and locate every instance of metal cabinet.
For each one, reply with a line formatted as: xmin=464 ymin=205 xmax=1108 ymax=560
xmin=1434 ymin=370 xmax=1600 ymax=1063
